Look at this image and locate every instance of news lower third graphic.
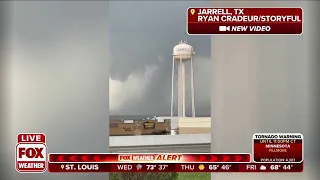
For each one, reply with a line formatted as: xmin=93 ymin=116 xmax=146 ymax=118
xmin=15 ymin=133 xmax=303 ymax=173
xmin=187 ymin=7 xmax=303 ymax=35
xmin=47 ymin=162 xmax=303 ymax=172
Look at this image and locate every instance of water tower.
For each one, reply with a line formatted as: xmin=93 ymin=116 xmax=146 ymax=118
xmin=171 ymin=41 xmax=195 ymax=117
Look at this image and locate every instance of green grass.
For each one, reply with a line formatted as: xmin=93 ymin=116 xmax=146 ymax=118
xmin=178 ymin=173 xmax=210 ymax=180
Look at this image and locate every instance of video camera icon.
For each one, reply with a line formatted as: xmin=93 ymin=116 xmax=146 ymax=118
xmin=219 ymin=26 xmax=230 ymax=31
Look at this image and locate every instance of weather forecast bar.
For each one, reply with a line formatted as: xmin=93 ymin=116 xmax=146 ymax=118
xmin=48 ymin=162 xmax=303 ymax=172
xmin=187 ymin=8 xmax=303 ymax=35
xmin=49 ymin=153 xmax=251 ymax=163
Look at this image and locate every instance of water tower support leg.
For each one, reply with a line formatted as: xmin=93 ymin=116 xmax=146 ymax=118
xmin=182 ymin=57 xmax=186 ymax=117
xmin=178 ymin=58 xmax=183 ymax=117
xmin=171 ymin=57 xmax=175 ymax=117
xmin=191 ymin=57 xmax=195 ymax=117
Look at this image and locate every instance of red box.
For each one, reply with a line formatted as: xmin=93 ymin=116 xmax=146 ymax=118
xmin=17 ymin=133 xmax=46 ymax=144
xmin=48 ymin=163 xmax=110 ymax=172
xmin=49 ymin=153 xmax=250 ymax=163
xmin=252 ymin=133 xmax=303 ymax=163
xmin=187 ymin=8 xmax=303 ymax=35
xmin=16 ymin=133 xmax=47 ymax=173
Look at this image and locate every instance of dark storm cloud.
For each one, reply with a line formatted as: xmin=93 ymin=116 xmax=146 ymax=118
xmin=109 ymin=1 xmax=211 ymax=115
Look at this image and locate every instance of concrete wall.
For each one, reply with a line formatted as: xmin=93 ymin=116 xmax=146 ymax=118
xmin=178 ymin=117 xmax=211 ymax=128
xmin=109 ymin=134 xmax=210 ymax=147
xmin=211 ymin=2 xmax=312 ymax=180
xmin=179 ymin=127 xmax=211 ymax=134
xmin=166 ymin=116 xmax=212 ymax=134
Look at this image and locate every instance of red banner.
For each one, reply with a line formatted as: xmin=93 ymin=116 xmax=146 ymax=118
xmin=187 ymin=8 xmax=303 ymax=35
xmin=48 ymin=162 xmax=303 ymax=172
xmin=49 ymin=153 xmax=250 ymax=163
xmin=253 ymin=133 xmax=303 ymax=163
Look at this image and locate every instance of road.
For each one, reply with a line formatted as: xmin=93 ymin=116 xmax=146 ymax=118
xmin=110 ymin=143 xmax=210 ymax=153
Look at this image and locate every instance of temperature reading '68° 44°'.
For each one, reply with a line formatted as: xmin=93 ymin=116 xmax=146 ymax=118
xmin=283 ymin=165 xmax=293 ymax=170
xmin=270 ymin=165 xmax=281 ymax=170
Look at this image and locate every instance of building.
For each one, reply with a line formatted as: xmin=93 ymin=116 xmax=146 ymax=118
xmin=157 ymin=116 xmax=211 ymax=135
xmin=109 ymin=117 xmax=210 ymax=135
xmin=176 ymin=117 xmax=211 ymax=134
xmin=109 ymin=119 xmax=171 ymax=136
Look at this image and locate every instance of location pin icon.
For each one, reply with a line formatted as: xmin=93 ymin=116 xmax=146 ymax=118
xmin=190 ymin=9 xmax=195 ymax=15
xmin=61 ymin=165 xmax=64 ymax=169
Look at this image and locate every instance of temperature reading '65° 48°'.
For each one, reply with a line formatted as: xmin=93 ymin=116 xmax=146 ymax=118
xmin=221 ymin=165 xmax=231 ymax=170
xmin=209 ymin=165 xmax=219 ymax=170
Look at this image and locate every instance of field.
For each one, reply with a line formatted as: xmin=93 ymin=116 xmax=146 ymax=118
xmin=178 ymin=173 xmax=210 ymax=180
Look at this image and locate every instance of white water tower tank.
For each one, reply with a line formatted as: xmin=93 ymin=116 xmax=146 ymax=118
xmin=173 ymin=41 xmax=194 ymax=60
xmin=171 ymin=41 xmax=196 ymax=118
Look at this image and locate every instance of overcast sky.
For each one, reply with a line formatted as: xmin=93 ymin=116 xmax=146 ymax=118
xmin=6 ymin=2 xmax=110 ymax=180
xmin=109 ymin=1 xmax=211 ymax=115
xmin=4 ymin=1 xmax=211 ymax=179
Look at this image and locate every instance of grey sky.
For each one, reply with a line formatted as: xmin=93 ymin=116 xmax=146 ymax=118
xmin=8 ymin=0 xmax=212 ymax=117
xmin=109 ymin=1 xmax=211 ymax=115
xmin=6 ymin=2 xmax=109 ymax=180
xmin=5 ymin=1 xmax=211 ymax=179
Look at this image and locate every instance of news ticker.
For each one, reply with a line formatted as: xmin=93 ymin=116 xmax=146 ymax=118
xmin=15 ymin=133 xmax=304 ymax=173
xmin=187 ymin=7 xmax=303 ymax=35
xmin=48 ymin=162 xmax=303 ymax=172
